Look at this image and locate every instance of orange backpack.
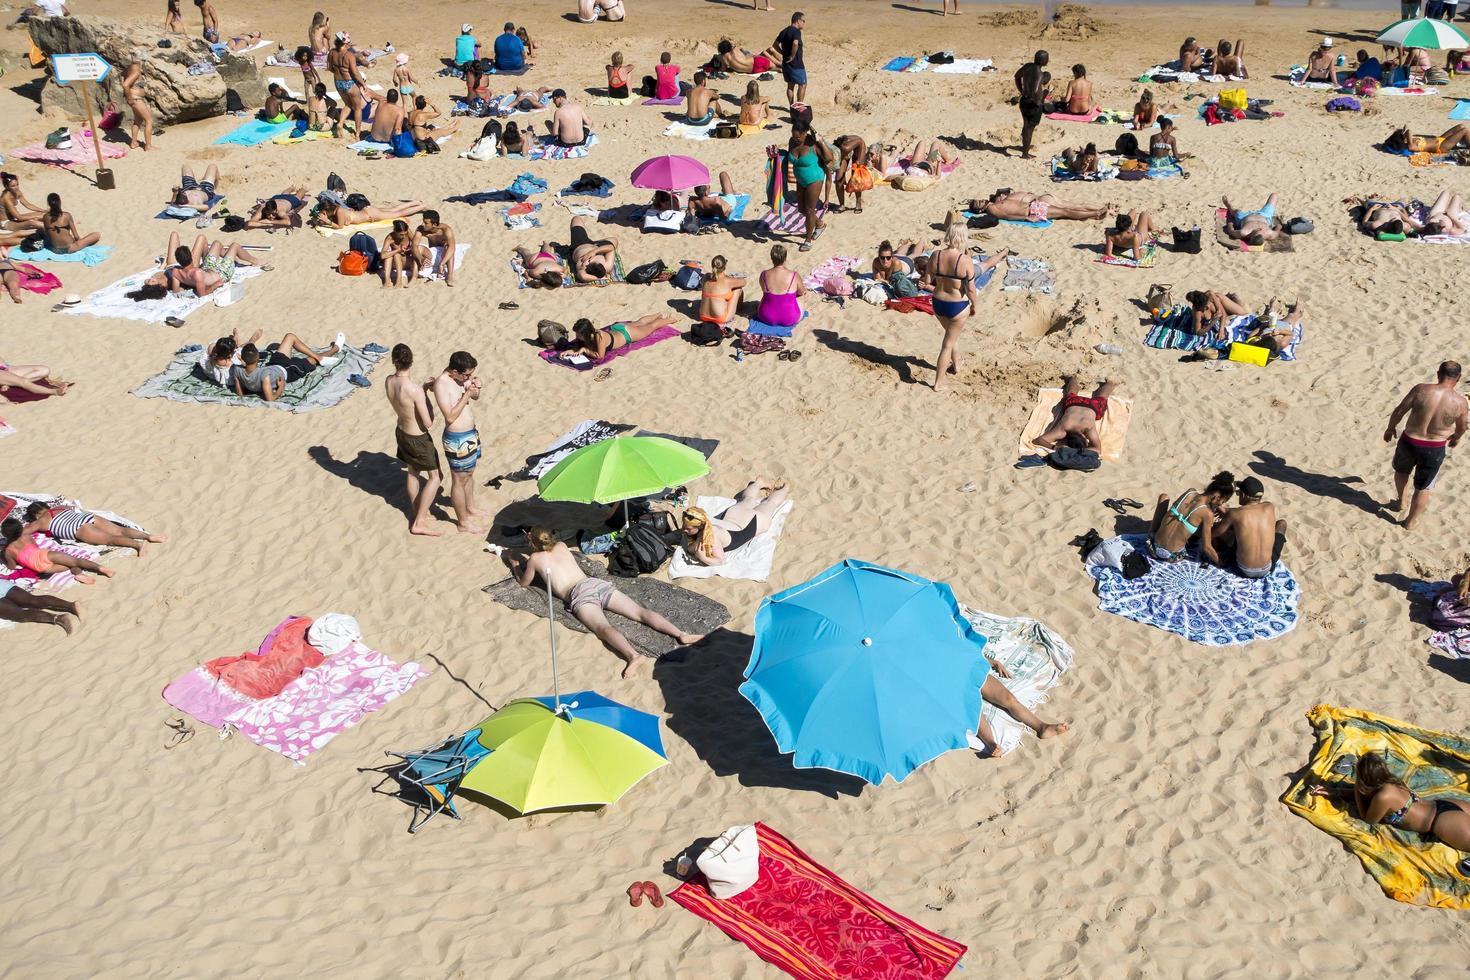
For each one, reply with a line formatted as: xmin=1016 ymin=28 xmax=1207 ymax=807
xmin=338 ymin=250 xmax=370 ymax=276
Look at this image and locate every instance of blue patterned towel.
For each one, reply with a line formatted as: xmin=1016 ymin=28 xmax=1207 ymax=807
xmin=1088 ymin=534 xmax=1300 ymax=646
xmin=746 ymin=310 xmax=808 ymax=337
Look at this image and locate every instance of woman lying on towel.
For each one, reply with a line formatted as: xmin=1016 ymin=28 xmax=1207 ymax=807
xmin=314 ymin=199 xmax=426 ymax=229
xmin=698 ymin=255 xmax=745 ymax=326
xmin=514 ymin=242 xmax=567 ymax=288
xmin=557 ymin=313 xmax=678 ymax=362
xmin=1061 ymin=142 xmax=1100 ymax=176
xmin=972 ymin=190 xmax=1109 ymax=223
xmin=1 ymin=519 xmax=113 ymax=583
xmin=0 ymin=585 xmax=79 ymax=634
xmin=0 ymin=359 xmax=70 ymax=398
xmin=679 ymin=480 xmax=789 ymax=565
xmin=1386 ymin=124 xmax=1470 ymax=156
xmin=1145 ymin=470 xmax=1235 ymax=563
xmin=20 ymin=503 xmax=165 ymax=556
xmin=1309 ymin=752 xmax=1470 ymax=852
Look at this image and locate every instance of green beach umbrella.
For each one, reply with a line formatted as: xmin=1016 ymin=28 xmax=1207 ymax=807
xmin=1377 ymin=17 xmax=1469 ymax=51
xmin=536 ymin=435 xmax=709 ymax=523
xmin=458 ymin=695 xmax=669 ymax=813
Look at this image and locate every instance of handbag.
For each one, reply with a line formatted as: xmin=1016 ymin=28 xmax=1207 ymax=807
xmin=671 ymin=262 xmax=703 ymax=290
xmin=695 ymin=825 xmax=760 ymax=899
xmin=98 ymin=102 xmax=123 ymax=130
xmin=1145 ymin=282 xmax=1173 ymax=314
xmin=845 ymin=163 xmax=874 ymax=193
xmin=1218 ymin=88 xmax=1248 ymax=111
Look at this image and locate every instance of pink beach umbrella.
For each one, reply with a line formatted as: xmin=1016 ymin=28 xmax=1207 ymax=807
xmin=630 ymin=154 xmax=710 ymax=192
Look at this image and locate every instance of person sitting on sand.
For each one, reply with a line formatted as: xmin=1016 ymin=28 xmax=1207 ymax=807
xmin=304 ymin=83 xmax=341 ymax=137
xmin=544 ymin=89 xmax=593 ymax=147
xmin=509 ymin=527 xmax=702 ymax=678
xmin=1 ymin=518 xmax=112 ymax=583
xmin=569 ymin=215 xmax=617 ymax=282
xmin=314 ymin=198 xmax=425 ymax=229
xmin=1146 ymin=470 xmax=1235 ymax=563
xmin=0 ymin=584 xmax=80 ymax=634
xmin=1387 ymin=124 xmax=1470 ymax=157
xmin=195 ymin=328 xmax=341 ymax=387
xmin=261 ymin=83 xmax=299 ymax=123
xmin=41 ymin=194 xmax=101 ymax=254
xmin=514 ymin=242 xmax=567 ymax=288
xmin=408 ymin=95 xmax=458 ymax=149
xmin=1214 ymin=38 xmax=1246 ymax=78
xmin=738 ymin=80 xmax=770 ymax=135
xmin=20 ymin=502 xmax=165 ymax=557
xmin=368 ymin=89 xmax=405 ymax=143
xmin=1309 ymin=752 xmax=1470 ymax=851
xmin=1034 ymin=377 xmax=1119 ymax=453
xmin=1304 ymin=38 xmax=1336 ymax=83
xmin=1178 ymin=36 xmax=1208 ymax=74
xmin=1221 ymin=193 xmax=1283 ymax=245
xmin=244 ymin=188 xmax=310 ymax=230
xmin=1132 ymin=89 xmax=1159 ymax=130
xmin=974 ymin=189 xmax=1108 ymax=223
xmin=1147 ymin=117 xmax=1179 ymax=164
xmin=1061 ymin=142 xmax=1100 ymax=176
xmin=684 ymin=71 xmax=731 ymax=125
xmin=1183 ymin=289 xmax=1249 ymax=342
xmin=755 ymin=243 xmax=805 ymax=327
xmin=1211 ymin=476 xmax=1287 ymax=578
xmin=1051 ymin=63 xmax=1093 ymax=114
xmin=578 ymin=0 xmax=626 ymax=24
xmin=606 ymin=51 xmax=633 ymax=98
xmin=1354 ymin=48 xmax=1383 ymax=82
xmin=872 ymin=239 xmax=927 ymax=283
xmin=1 ymin=173 xmax=45 ymax=232
xmin=698 ymin=255 xmax=745 ymax=326
xmin=1104 ymin=210 xmax=1153 ymax=261
xmin=680 ymin=480 xmax=789 ymax=565
xmin=380 ymin=219 xmax=418 ymax=287
xmin=497 ymin=120 xmax=528 ymax=157
xmin=557 ymin=314 xmax=678 ymax=362
xmin=686 ymin=172 xmax=741 ymax=222
xmin=715 ymin=38 xmax=781 ymax=75
xmin=0 ymin=357 xmax=69 ymax=398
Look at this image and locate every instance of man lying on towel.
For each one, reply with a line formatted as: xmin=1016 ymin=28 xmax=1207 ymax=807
xmin=1222 ymin=193 xmax=1284 ymax=246
xmin=1212 ymin=476 xmax=1288 ymax=579
xmin=197 ymin=328 xmax=344 ymax=390
xmin=507 ymin=527 xmax=706 ymax=678
xmin=972 ymin=189 xmax=1108 ymax=222
xmin=687 ymin=171 xmax=742 ymax=222
xmin=230 ymin=340 xmax=344 ymax=402
xmin=1034 ymin=376 xmax=1118 ymax=453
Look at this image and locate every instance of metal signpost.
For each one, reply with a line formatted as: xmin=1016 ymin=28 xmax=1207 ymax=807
xmin=49 ymin=52 xmax=115 ymax=190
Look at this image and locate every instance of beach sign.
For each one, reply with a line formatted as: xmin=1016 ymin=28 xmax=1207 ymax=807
xmin=47 ymin=53 xmax=116 ymax=189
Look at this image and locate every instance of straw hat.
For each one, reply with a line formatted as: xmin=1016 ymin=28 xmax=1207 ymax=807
xmin=61 ymin=293 xmax=81 ymax=306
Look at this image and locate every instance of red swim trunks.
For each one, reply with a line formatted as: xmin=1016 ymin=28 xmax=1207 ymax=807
xmin=753 ymin=54 xmax=771 ymax=73
xmin=1062 ymin=392 xmax=1107 ymax=418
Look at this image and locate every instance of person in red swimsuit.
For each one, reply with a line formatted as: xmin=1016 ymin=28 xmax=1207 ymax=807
xmin=1035 ymin=376 xmax=1119 ymax=451
xmin=1384 ymin=359 xmax=1467 ymax=530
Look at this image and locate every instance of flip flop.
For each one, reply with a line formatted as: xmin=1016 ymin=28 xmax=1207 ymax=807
xmin=164 ymin=717 xmax=195 ymax=750
xmin=165 ymin=316 xmax=186 ymax=328
xmin=498 ymin=301 xmax=519 ymax=310
xmin=642 ymin=882 xmax=664 ymax=909
xmin=594 ymin=367 xmax=612 ymax=381
xmin=626 ymin=882 xmax=646 ymax=907
xmin=363 ymin=342 xmax=389 ymax=353
xmin=348 ymin=373 xmax=371 ymax=387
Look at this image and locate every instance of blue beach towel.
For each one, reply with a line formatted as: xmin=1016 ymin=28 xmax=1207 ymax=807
xmin=700 ymin=193 xmax=751 ymax=226
xmin=1088 ymin=534 xmax=1300 ymax=646
xmin=1146 ymin=160 xmax=1184 ymax=179
xmin=22 ymin=244 xmax=112 ymax=266
xmin=214 ymin=119 xmax=292 ymax=146
xmin=882 ymin=56 xmax=916 ymax=72
xmin=746 ymin=310 xmax=809 ymax=337
xmin=1000 ymin=218 xmax=1054 ymax=228
xmin=1451 ymin=100 xmax=1470 ymax=121
xmin=559 ymin=177 xmax=615 ymax=198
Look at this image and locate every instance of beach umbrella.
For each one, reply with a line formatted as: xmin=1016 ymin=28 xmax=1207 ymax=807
xmin=1376 ymin=17 xmax=1469 ymax=50
xmin=457 ymin=691 xmax=668 ymax=813
xmin=536 ymin=435 xmax=709 ymax=516
xmin=738 ymin=558 xmax=992 ymax=785
xmin=630 ymin=154 xmax=711 ymax=191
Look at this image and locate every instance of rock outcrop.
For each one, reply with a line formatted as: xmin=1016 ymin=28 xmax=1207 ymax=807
xmin=28 ymin=15 xmax=266 ymax=124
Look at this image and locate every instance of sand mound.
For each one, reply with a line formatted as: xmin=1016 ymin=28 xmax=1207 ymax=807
xmin=1040 ymin=4 xmax=1107 ymax=40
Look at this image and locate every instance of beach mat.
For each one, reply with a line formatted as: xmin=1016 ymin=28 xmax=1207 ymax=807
xmin=1214 ymin=207 xmax=1295 ymax=253
xmin=11 ymin=131 xmax=127 ymax=165
xmin=670 ymin=822 xmax=968 ymax=980
xmin=669 ymin=495 xmax=791 ymax=582
xmin=1001 ymin=257 xmax=1056 ymax=294
xmin=132 ymin=344 xmax=383 ymax=413
xmin=1087 ymin=533 xmax=1299 ymax=645
xmin=1451 ymin=100 xmax=1470 ymax=121
xmin=663 ymin=118 xmax=718 ymax=140
xmin=538 ymin=325 xmax=679 ymax=370
xmin=314 ymin=219 xmax=396 ymax=238
xmin=961 ymin=605 xmax=1074 ymax=758
xmin=1018 ymin=387 xmax=1133 ymax=462
xmin=22 ymin=244 xmax=111 ymax=266
xmin=1283 ymin=704 xmax=1470 ymax=909
xmin=62 ymin=266 xmax=261 ymax=323
xmin=214 ymin=119 xmax=293 ymax=146
xmin=482 ymin=553 xmax=729 ymax=657
xmin=1094 ymin=238 xmax=1159 ymax=268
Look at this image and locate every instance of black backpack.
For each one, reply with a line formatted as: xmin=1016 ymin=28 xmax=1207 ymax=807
xmin=345 ymin=192 xmax=372 ymax=211
xmin=326 ymin=172 xmax=347 ymax=194
xmin=625 ymin=259 xmax=667 ymax=285
xmin=640 ymin=75 xmax=657 ymax=97
xmin=1113 ymin=133 xmax=1139 ymax=158
xmin=1046 ymin=447 xmax=1101 ymax=472
xmin=608 ymin=523 xmax=672 ymax=577
xmin=688 ymin=321 xmax=727 ymax=346
xmin=1171 ymin=226 xmax=1202 ymax=255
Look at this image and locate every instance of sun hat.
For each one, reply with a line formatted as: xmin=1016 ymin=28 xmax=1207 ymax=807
xmin=1321 ymin=37 xmax=1334 ymax=47
xmin=395 ymin=53 xmax=409 ymax=66
xmin=462 ymin=23 xmax=473 ymax=33
xmin=61 ymin=293 xmax=81 ymax=306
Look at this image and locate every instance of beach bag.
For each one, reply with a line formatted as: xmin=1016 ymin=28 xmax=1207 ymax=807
xmin=465 ymin=135 xmax=498 ymax=161
xmin=345 ymin=192 xmax=372 ymax=211
xmin=927 ymin=51 xmax=955 ymax=65
xmin=1218 ymin=88 xmax=1248 ymax=111
xmin=326 ymin=172 xmax=347 ymax=194
xmin=98 ymin=103 xmax=123 ymax=130
xmin=390 ymin=131 xmax=418 ymax=157
xmin=536 ymin=319 xmax=567 ymax=347
xmin=1145 ymin=282 xmax=1173 ymax=315
xmin=790 ymin=103 xmax=812 ymax=126
xmin=221 ymin=215 xmax=247 ymax=233
xmin=671 ymin=262 xmax=704 ymax=290
xmin=642 ymin=209 xmax=683 ymax=234
xmin=1433 ymin=588 xmax=1470 ymax=630
xmin=625 ymin=259 xmax=667 ymax=284
xmin=1285 ymin=217 xmax=1313 ymax=235
xmin=640 ymin=75 xmax=657 ymax=97
xmin=1171 ymin=226 xmax=1201 ymax=254
xmin=890 ymin=272 xmax=919 ymax=298
xmin=689 ymin=320 xmax=728 ymax=346
xmin=695 ymin=825 xmax=760 ymax=900
xmin=860 ymin=282 xmax=889 ymax=306
xmin=1427 ymin=67 xmax=1450 ymax=86
xmin=337 ymin=250 xmax=371 ymax=276
xmin=1353 ymin=76 xmax=1378 ymax=98
xmin=713 ymin=121 xmax=740 ymax=139
xmin=1227 ymin=341 xmax=1270 ymax=367
xmin=822 ymin=276 xmax=853 ymax=298
xmin=845 ymin=163 xmax=874 ymax=193
xmin=896 ymin=173 xmax=932 ymax=191
xmin=1121 ymin=551 xmax=1151 ymax=580
xmin=608 ymin=522 xmax=671 ymax=577
xmin=1113 ymin=133 xmax=1139 ymax=157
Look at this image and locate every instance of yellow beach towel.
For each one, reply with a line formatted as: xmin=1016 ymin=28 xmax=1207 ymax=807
xmin=272 ymin=129 xmax=338 ymax=144
xmin=1018 ymin=388 xmax=1132 ymax=462
xmin=1282 ymin=704 xmax=1470 ymax=909
xmin=313 ymin=219 xmax=396 ymax=238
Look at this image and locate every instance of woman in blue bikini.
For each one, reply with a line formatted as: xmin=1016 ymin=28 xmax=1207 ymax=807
xmin=1311 ymin=752 xmax=1470 ymax=852
xmin=1145 ymin=471 xmax=1235 ymax=563
xmin=924 ymin=223 xmax=980 ymax=392
xmin=559 ymin=313 xmax=678 ymax=362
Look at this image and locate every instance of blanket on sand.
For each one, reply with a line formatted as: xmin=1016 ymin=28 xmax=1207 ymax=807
xmin=671 ymin=822 xmax=968 ymax=980
xmin=960 ymin=605 xmax=1074 ymax=758
xmin=482 ymin=552 xmax=729 ymax=657
xmin=62 ymin=266 xmax=261 ymax=323
xmin=416 ymin=243 xmax=470 ymax=281
xmin=1001 ymin=257 xmax=1056 ymax=294
xmin=214 ymin=119 xmax=292 ymax=146
xmin=1018 ymin=387 xmax=1133 ymax=462
xmin=163 ymin=615 xmax=428 ymax=763
xmin=11 ymin=131 xmax=127 ymax=165
xmin=132 ymin=344 xmax=382 ymax=413
xmin=1094 ymin=238 xmax=1159 ymax=268
xmin=1087 ymin=534 xmax=1299 ymax=645
xmin=21 ymin=244 xmax=112 ymax=266
xmin=1144 ymin=311 xmax=1304 ymax=361
xmin=1282 ymin=704 xmax=1470 ymax=909
xmin=529 ymin=133 xmax=601 ymax=161
xmin=881 ymin=55 xmax=993 ymax=75
xmin=670 ymin=495 xmax=792 ymax=581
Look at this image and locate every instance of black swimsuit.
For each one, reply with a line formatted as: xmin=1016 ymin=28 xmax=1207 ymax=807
xmin=717 ymin=509 xmax=758 ymax=551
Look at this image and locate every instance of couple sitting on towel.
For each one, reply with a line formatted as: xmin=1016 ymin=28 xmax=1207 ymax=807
xmin=1145 ymin=470 xmax=1288 ymax=578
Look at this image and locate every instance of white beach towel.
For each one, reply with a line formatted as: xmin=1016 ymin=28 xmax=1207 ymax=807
xmin=230 ymin=38 xmax=273 ymax=55
xmin=669 ymin=495 xmax=792 ymax=581
xmin=417 ymin=243 xmax=470 ymax=280
xmin=265 ymin=76 xmax=305 ymax=100
xmin=60 ymin=266 xmax=262 ymax=324
xmin=960 ymin=605 xmax=1074 ymax=758
xmin=930 ymin=58 xmax=994 ymax=74
xmin=662 ymin=119 xmax=718 ymax=140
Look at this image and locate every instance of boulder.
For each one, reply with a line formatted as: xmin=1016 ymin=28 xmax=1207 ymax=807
xmin=28 ymin=14 xmax=266 ymax=125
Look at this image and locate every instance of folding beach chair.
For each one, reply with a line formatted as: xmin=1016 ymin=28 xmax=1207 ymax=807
xmin=383 ymin=726 xmax=491 ymax=833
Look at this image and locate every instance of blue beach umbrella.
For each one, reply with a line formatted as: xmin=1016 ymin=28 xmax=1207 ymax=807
xmin=738 ymin=559 xmax=991 ymax=785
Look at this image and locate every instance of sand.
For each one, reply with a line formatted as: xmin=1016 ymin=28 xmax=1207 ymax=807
xmin=2 ymin=0 xmax=1469 ymax=975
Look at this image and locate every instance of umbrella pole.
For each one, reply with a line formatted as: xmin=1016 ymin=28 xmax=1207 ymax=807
xmin=547 ymin=577 xmax=560 ymax=712
xmin=623 ymin=498 xmax=630 ymax=530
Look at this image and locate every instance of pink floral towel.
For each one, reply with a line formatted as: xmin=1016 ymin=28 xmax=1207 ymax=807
xmin=11 ymin=131 xmax=128 ymax=166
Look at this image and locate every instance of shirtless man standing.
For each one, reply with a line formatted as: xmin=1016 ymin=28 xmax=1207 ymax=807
xmin=413 ymin=210 xmax=457 ymax=286
xmin=385 ymin=343 xmax=442 ymax=536
xmin=432 ymin=351 xmax=486 ymax=533
xmin=329 ymin=32 xmax=371 ymax=138
xmin=1213 ymin=476 xmax=1287 ymax=578
xmin=369 ymin=89 xmax=404 ymax=143
xmin=1014 ymin=50 xmax=1051 ymax=160
xmin=544 ymin=89 xmax=593 ymax=147
xmin=1035 ymin=377 xmax=1118 ymax=452
xmin=509 ymin=527 xmax=705 ymax=678
xmin=1384 ymin=360 xmax=1468 ymax=530
xmin=194 ymin=0 xmax=219 ymax=43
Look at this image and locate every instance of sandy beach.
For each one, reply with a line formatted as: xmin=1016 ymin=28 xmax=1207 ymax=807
xmin=3 ymin=0 xmax=1470 ymax=975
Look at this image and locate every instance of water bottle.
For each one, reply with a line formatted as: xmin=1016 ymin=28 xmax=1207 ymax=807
xmin=1094 ymin=344 xmax=1123 ymax=355
xmin=734 ymin=347 xmax=745 ymax=363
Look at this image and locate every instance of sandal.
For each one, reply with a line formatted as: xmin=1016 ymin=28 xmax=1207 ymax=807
xmin=642 ymin=881 xmax=664 ymax=909
xmin=594 ymin=367 xmax=612 ymax=381
xmin=164 ymin=717 xmax=195 ymax=750
xmin=627 ymin=882 xmax=646 ymax=907
xmin=798 ymin=241 xmax=813 ymax=252
xmin=498 ymin=301 xmax=519 ymax=310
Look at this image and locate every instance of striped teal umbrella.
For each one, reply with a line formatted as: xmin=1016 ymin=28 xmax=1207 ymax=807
xmin=1377 ymin=17 xmax=1469 ymax=51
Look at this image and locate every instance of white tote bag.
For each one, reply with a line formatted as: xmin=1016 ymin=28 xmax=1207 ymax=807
xmin=695 ymin=824 xmax=761 ymax=899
